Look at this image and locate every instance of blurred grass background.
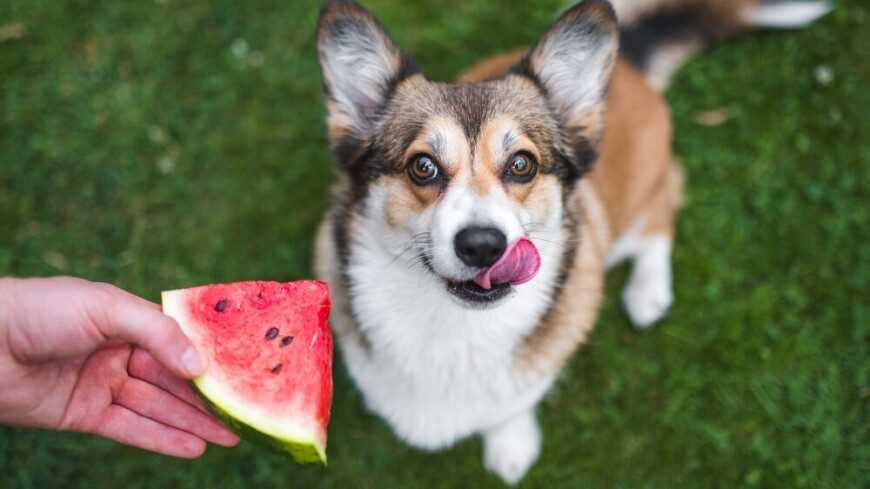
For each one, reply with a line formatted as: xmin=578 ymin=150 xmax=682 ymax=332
xmin=1 ymin=0 xmax=868 ymax=488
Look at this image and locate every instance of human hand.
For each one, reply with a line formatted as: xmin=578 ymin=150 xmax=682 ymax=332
xmin=0 ymin=276 xmax=239 ymax=457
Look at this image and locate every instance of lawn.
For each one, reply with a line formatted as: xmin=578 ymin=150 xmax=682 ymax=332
xmin=1 ymin=0 xmax=868 ymax=488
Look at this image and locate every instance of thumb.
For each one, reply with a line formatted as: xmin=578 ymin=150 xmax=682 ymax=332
xmin=99 ymin=290 xmax=205 ymax=379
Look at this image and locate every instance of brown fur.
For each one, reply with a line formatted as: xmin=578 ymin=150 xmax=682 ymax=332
xmin=515 ymin=181 xmax=612 ymax=372
xmin=592 ymin=60 xmax=680 ymax=235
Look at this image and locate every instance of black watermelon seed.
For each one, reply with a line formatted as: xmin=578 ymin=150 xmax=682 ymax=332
xmin=271 ymin=363 xmax=283 ymax=374
xmin=265 ymin=327 xmax=279 ymax=340
xmin=280 ymin=336 xmax=294 ymax=347
xmin=214 ymin=299 xmax=228 ymax=312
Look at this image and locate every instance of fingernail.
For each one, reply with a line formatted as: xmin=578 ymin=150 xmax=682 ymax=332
xmin=182 ymin=347 xmax=205 ymax=377
xmin=218 ymin=429 xmax=241 ymax=447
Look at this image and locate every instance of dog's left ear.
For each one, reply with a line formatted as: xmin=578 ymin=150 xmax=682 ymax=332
xmin=513 ymin=0 xmax=618 ymax=143
xmin=317 ymin=0 xmax=418 ymax=166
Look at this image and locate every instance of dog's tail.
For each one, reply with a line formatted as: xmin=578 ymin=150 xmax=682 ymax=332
xmin=613 ymin=0 xmax=832 ymax=91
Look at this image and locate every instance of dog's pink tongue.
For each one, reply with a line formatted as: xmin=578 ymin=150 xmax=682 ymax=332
xmin=473 ymin=238 xmax=541 ymax=290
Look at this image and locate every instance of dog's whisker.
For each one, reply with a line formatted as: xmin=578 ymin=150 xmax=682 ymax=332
xmin=388 ymin=243 xmax=417 ymax=267
xmin=526 ymin=231 xmax=581 ymax=245
xmin=530 ymin=237 xmax=582 ymax=246
xmin=388 ymin=232 xmax=434 ymax=269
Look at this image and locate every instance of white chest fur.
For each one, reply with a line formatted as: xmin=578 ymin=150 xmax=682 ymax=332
xmin=333 ymin=213 xmax=566 ymax=450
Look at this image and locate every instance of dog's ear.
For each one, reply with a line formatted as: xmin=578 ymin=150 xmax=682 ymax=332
xmin=317 ymin=0 xmax=418 ymax=166
xmin=513 ymin=0 xmax=618 ymax=143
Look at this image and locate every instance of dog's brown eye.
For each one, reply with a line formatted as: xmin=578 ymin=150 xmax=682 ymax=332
xmin=505 ymin=153 xmax=537 ymax=183
xmin=408 ymin=154 xmax=440 ymax=185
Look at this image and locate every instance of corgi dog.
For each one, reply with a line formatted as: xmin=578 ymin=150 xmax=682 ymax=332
xmin=313 ymin=0 xmax=829 ymax=483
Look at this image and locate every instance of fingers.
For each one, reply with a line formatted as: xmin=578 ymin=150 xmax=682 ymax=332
xmin=128 ymin=348 xmax=208 ymax=411
xmin=95 ymin=404 xmax=207 ymax=459
xmin=115 ymin=377 xmax=239 ymax=447
xmin=95 ymin=286 xmax=205 ymax=379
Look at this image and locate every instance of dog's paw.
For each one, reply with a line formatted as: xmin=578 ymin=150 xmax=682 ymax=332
xmin=622 ymin=260 xmax=673 ymax=329
xmin=483 ymin=412 xmax=541 ymax=485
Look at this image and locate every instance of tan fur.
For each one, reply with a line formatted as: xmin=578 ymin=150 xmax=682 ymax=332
xmin=612 ymin=0 xmax=757 ymax=25
xmin=592 ymin=60 xmax=679 ymax=235
xmin=460 ymin=51 xmax=684 ymax=372
xmin=516 ymin=176 xmax=559 ymax=219
xmin=515 ymin=180 xmax=612 ymax=373
xmin=383 ymin=116 xmax=471 ymax=224
xmin=467 ymin=164 xmax=500 ymax=197
xmin=475 ymin=116 xmax=545 ymax=202
xmin=383 ymin=176 xmax=430 ymax=227
xmin=458 ymin=50 xmax=526 ymax=83
xmin=473 ymin=116 xmax=508 ymax=196
xmin=639 ymin=162 xmax=685 ymax=235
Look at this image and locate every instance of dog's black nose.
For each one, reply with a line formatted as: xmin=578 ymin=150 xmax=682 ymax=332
xmin=454 ymin=227 xmax=507 ymax=268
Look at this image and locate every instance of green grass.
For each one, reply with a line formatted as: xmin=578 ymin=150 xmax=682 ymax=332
xmin=1 ymin=1 xmax=868 ymax=488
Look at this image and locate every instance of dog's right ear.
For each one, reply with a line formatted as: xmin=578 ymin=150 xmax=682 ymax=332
xmin=317 ymin=1 xmax=418 ymax=166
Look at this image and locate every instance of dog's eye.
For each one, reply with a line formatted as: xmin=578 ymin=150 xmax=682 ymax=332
xmin=504 ymin=153 xmax=537 ymax=183
xmin=407 ymin=154 xmax=440 ymax=185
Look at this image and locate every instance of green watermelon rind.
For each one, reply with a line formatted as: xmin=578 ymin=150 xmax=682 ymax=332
xmin=190 ymin=378 xmax=327 ymax=465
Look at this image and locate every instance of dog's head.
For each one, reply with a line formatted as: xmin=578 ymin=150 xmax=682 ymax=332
xmin=317 ymin=0 xmax=617 ymax=308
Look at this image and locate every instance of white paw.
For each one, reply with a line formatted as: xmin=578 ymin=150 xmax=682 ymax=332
xmin=622 ymin=264 xmax=673 ymax=329
xmin=622 ymin=236 xmax=674 ymax=329
xmin=483 ymin=412 xmax=541 ymax=485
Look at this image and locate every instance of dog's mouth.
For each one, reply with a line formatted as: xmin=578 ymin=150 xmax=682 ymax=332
xmin=445 ymin=279 xmax=513 ymax=304
xmin=422 ymin=237 xmax=541 ymax=306
xmin=420 ymin=256 xmax=514 ymax=305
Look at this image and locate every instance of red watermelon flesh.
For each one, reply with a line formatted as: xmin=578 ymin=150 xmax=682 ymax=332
xmin=162 ymin=280 xmax=332 ymax=464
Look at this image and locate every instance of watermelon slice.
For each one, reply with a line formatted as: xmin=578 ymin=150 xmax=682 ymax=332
xmin=161 ymin=280 xmax=332 ymax=464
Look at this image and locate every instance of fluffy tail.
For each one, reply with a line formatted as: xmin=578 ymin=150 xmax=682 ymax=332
xmin=613 ymin=0 xmax=832 ymax=91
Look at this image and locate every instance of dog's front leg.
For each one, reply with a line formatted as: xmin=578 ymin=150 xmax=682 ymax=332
xmin=482 ymin=409 xmax=541 ymax=485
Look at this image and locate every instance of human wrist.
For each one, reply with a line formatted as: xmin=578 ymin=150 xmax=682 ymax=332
xmin=0 ymin=277 xmax=23 ymax=426
xmin=0 ymin=277 xmax=16 ymax=335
